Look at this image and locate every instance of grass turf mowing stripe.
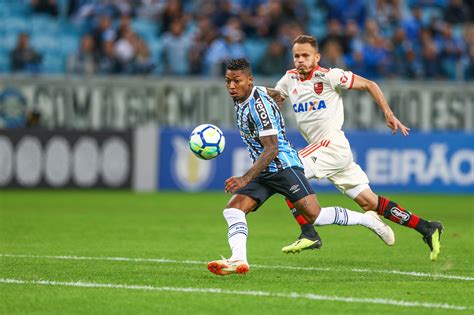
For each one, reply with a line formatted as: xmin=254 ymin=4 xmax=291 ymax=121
xmin=2 ymin=253 xmax=473 ymax=281
xmin=0 ymin=278 xmax=470 ymax=311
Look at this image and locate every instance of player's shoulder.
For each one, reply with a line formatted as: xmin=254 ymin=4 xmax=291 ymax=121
xmin=250 ymin=86 xmax=266 ymax=104
xmin=253 ymin=86 xmax=276 ymax=107
xmin=254 ymin=86 xmax=268 ymax=98
xmin=318 ymin=66 xmax=351 ymax=82
xmin=283 ymin=68 xmax=299 ymax=80
xmin=315 ymin=66 xmax=330 ymax=73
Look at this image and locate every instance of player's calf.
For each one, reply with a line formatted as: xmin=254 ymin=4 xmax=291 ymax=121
xmin=377 ymin=196 xmax=443 ymax=260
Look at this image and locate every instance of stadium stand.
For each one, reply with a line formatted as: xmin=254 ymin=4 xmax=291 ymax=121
xmin=0 ymin=0 xmax=472 ymax=79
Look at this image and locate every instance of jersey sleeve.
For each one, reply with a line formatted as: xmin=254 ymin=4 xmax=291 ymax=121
xmin=326 ymin=68 xmax=355 ymax=90
xmin=250 ymin=90 xmax=278 ymax=137
xmin=275 ymin=74 xmax=290 ymax=98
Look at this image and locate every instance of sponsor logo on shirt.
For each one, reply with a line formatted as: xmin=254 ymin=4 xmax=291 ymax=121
xmin=314 ymin=82 xmax=323 ymax=95
xmin=293 ymin=100 xmax=327 ymax=113
xmin=255 ymin=98 xmax=271 ymax=128
xmin=340 ymin=74 xmax=348 ymax=84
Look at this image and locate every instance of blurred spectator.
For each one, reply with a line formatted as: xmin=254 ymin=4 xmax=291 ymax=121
xmin=320 ymin=19 xmax=350 ymax=55
xmin=97 ymin=40 xmax=120 ymax=74
xmin=321 ymin=39 xmax=347 ymax=69
xmin=463 ymin=23 xmax=474 ymax=79
xmin=391 ymin=27 xmax=422 ymax=78
xmin=212 ymin=0 xmax=236 ymax=28
xmin=160 ymin=0 xmax=186 ymax=34
xmin=117 ymin=14 xmax=133 ymax=39
xmin=345 ymin=50 xmax=368 ymax=77
xmin=136 ymin=0 xmax=165 ymax=20
xmin=128 ymin=38 xmax=155 ymax=74
xmin=257 ymin=40 xmax=290 ymax=76
xmin=361 ymin=19 xmax=391 ymax=78
xmin=113 ymin=0 xmax=134 ymax=17
xmin=344 ymin=19 xmax=364 ymax=54
xmin=204 ymin=18 xmax=246 ymax=76
xmin=114 ymin=27 xmax=138 ymax=70
xmin=67 ymin=34 xmax=98 ymax=75
xmin=443 ymin=0 xmax=471 ymax=25
xmin=435 ymin=23 xmax=466 ymax=79
xmin=281 ymin=0 xmax=308 ymax=22
xmin=10 ymin=33 xmax=42 ymax=73
xmin=255 ymin=0 xmax=286 ymax=38
xmin=403 ymin=5 xmax=424 ymax=41
xmin=325 ymin=0 xmax=367 ymax=27
xmin=369 ymin=0 xmax=402 ymax=37
xmin=71 ymin=0 xmax=122 ymax=23
xmin=92 ymin=15 xmax=116 ymax=55
xmin=188 ymin=15 xmax=218 ymax=74
xmin=422 ymin=39 xmax=443 ymax=78
xmin=162 ymin=19 xmax=191 ymax=75
xmin=30 ymin=0 xmax=59 ymax=17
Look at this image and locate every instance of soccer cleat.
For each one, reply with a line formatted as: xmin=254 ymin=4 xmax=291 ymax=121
xmin=207 ymin=258 xmax=249 ymax=276
xmin=365 ymin=210 xmax=395 ymax=246
xmin=423 ymin=221 xmax=443 ymax=261
xmin=281 ymin=233 xmax=322 ymax=254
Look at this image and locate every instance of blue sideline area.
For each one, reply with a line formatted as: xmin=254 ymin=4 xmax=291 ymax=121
xmin=158 ymin=128 xmax=474 ymax=193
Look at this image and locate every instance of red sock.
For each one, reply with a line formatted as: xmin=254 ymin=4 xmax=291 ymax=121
xmin=286 ymin=199 xmax=309 ymax=225
xmin=377 ymin=196 xmax=430 ymax=235
xmin=286 ymin=198 xmax=316 ymax=237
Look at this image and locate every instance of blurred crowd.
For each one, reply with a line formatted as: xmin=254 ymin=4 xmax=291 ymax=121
xmin=8 ymin=0 xmax=474 ymax=80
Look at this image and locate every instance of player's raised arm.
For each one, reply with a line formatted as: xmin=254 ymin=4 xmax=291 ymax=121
xmin=350 ymin=74 xmax=410 ymax=136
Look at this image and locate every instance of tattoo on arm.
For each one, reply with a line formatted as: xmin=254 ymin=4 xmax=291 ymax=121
xmin=243 ymin=135 xmax=278 ymax=181
xmin=266 ymin=88 xmax=285 ymax=111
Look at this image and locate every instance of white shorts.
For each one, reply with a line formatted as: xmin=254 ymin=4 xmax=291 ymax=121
xmin=298 ymin=137 xmax=369 ymax=199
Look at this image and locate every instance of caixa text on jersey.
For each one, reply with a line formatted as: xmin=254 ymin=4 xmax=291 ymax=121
xmin=293 ymin=100 xmax=327 ymax=113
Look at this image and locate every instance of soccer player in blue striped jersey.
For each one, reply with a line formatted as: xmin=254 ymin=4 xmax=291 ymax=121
xmin=234 ymin=86 xmax=301 ymax=172
xmin=207 ymin=58 xmax=394 ymax=276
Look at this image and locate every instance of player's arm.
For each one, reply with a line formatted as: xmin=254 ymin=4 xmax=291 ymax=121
xmin=351 ymin=74 xmax=410 ymax=136
xmin=266 ymin=88 xmax=286 ymax=111
xmin=225 ymin=135 xmax=278 ymax=194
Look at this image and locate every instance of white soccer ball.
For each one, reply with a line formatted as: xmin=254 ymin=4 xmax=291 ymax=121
xmin=188 ymin=124 xmax=225 ymax=160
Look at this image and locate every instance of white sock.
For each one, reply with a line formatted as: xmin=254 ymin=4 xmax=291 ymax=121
xmin=314 ymin=206 xmax=373 ymax=227
xmin=223 ymin=208 xmax=248 ymax=262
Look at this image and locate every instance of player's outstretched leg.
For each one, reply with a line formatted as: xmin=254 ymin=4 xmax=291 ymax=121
xmin=208 ymin=208 xmax=250 ymax=275
xmin=282 ymin=199 xmax=394 ymax=253
xmin=376 ymin=196 xmax=443 ymax=261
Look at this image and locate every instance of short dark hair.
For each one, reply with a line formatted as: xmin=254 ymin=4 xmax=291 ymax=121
xmin=226 ymin=58 xmax=252 ymax=75
xmin=292 ymin=35 xmax=319 ymax=51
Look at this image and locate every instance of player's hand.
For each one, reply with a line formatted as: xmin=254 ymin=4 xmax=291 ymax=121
xmin=224 ymin=176 xmax=249 ymax=194
xmin=385 ymin=113 xmax=410 ymax=136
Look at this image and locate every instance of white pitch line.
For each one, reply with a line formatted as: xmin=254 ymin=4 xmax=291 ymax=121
xmin=0 ymin=278 xmax=470 ymax=311
xmin=1 ymin=253 xmax=473 ymax=281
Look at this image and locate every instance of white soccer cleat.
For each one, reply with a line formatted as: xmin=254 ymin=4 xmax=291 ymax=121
xmin=207 ymin=258 xmax=249 ymax=276
xmin=365 ymin=211 xmax=395 ymax=246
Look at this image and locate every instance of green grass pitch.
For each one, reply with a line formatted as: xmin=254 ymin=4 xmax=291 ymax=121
xmin=1 ymin=191 xmax=473 ymax=314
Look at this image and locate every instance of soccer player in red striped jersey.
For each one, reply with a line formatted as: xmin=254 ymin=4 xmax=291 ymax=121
xmin=267 ymin=35 xmax=443 ymax=261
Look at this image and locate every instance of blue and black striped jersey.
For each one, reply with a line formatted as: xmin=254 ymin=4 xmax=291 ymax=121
xmin=234 ymin=86 xmax=303 ymax=173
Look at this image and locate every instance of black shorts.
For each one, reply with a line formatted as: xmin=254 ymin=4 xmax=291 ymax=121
xmin=234 ymin=166 xmax=315 ymax=210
